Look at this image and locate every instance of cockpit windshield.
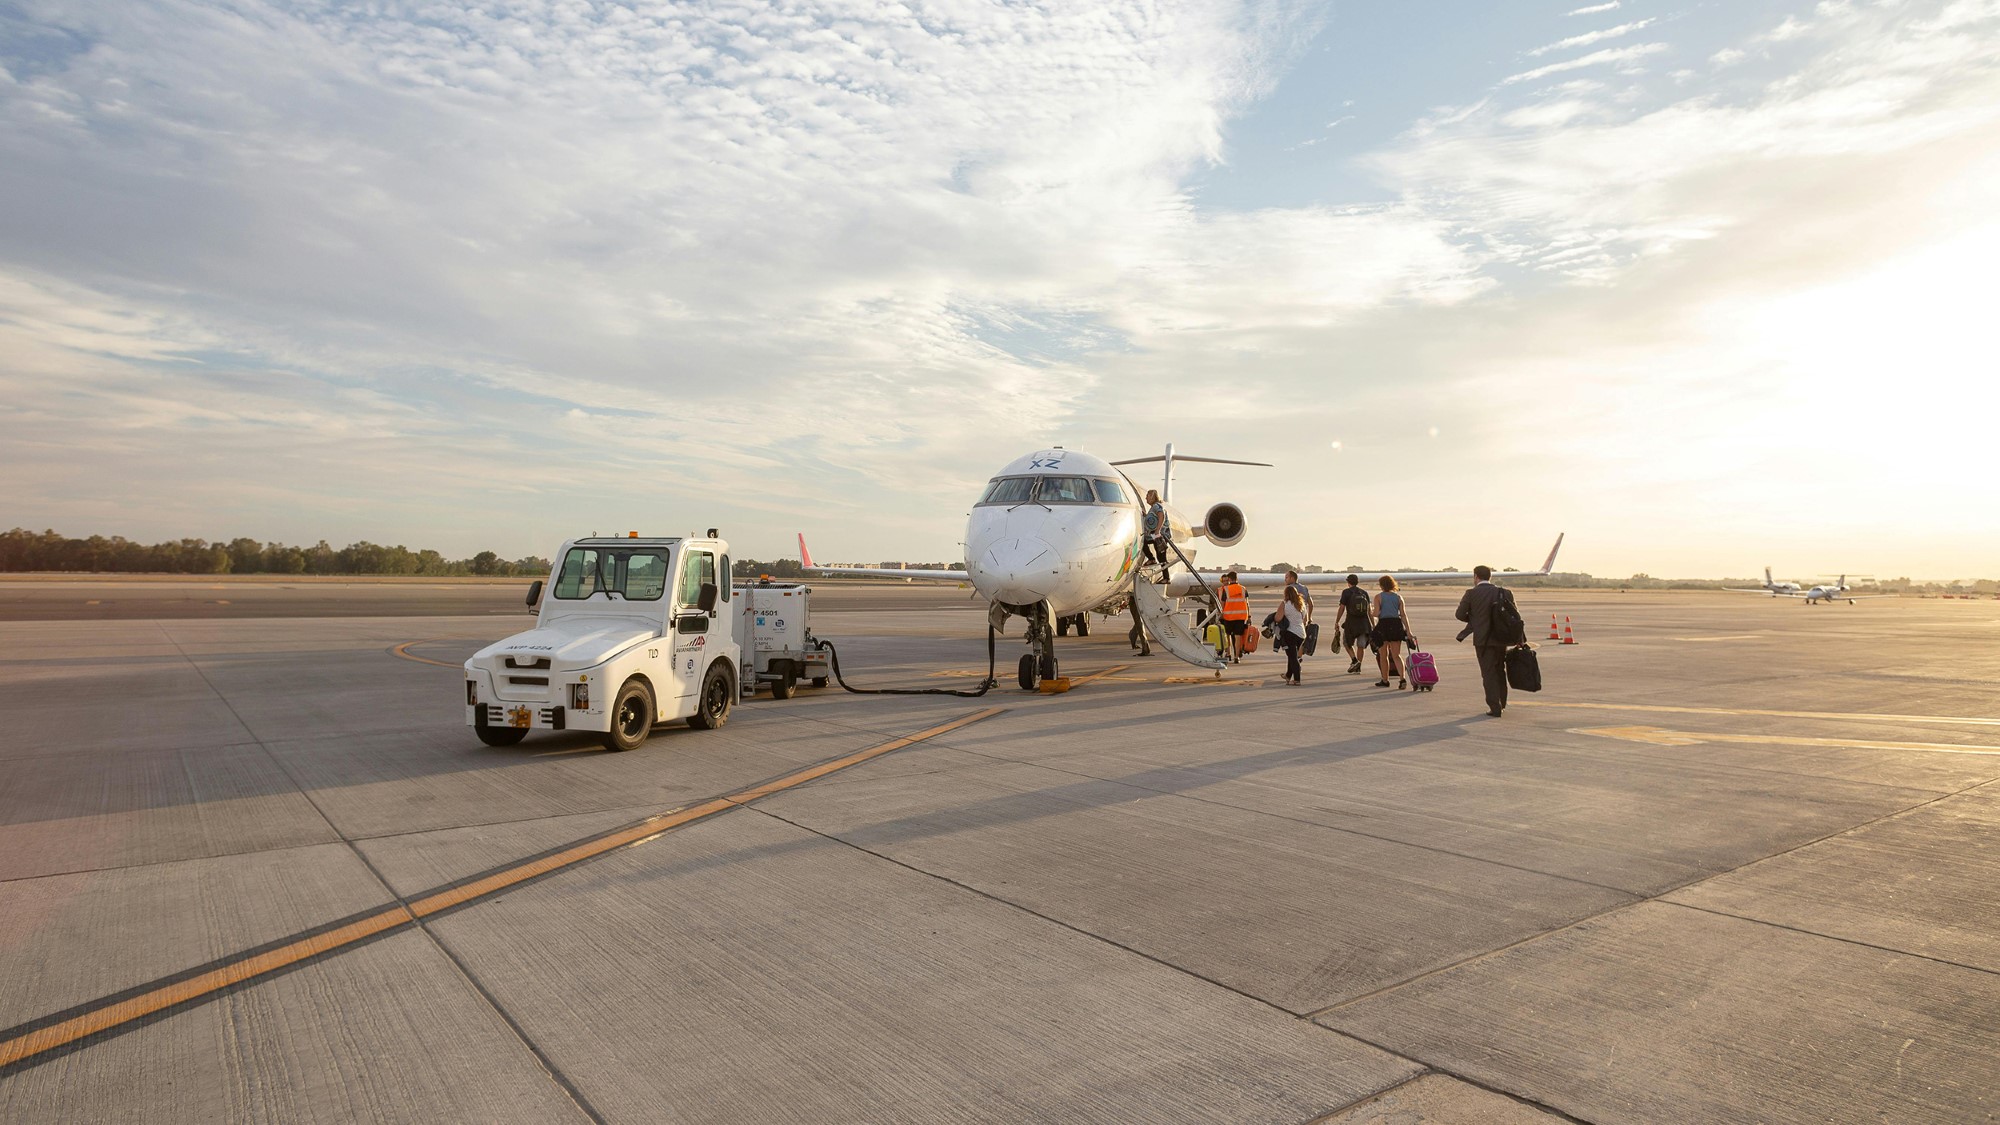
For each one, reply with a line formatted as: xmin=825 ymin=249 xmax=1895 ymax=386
xmin=553 ymin=547 xmax=670 ymax=601
xmin=976 ymin=476 xmax=1130 ymax=506
xmin=1038 ymin=476 xmax=1094 ymax=503
xmin=979 ymin=477 xmax=1037 ymax=505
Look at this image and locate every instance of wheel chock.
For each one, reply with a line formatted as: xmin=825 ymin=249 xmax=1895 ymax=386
xmin=1038 ymin=677 xmax=1073 ymax=694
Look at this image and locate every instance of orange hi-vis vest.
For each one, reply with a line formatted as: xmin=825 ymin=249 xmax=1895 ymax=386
xmin=1220 ymin=583 xmax=1250 ymax=621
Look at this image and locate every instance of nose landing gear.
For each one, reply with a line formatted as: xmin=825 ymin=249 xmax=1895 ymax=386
xmin=1016 ymin=602 xmax=1060 ymax=690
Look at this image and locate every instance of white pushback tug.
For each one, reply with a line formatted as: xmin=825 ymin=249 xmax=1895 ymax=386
xmin=464 ymin=531 xmax=828 ymax=752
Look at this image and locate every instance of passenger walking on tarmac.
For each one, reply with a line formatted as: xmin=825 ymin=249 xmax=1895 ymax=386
xmin=1372 ymin=575 xmax=1416 ymax=689
xmin=1128 ymin=612 xmax=1152 ymax=657
xmin=1219 ymin=571 xmax=1252 ymax=664
xmin=1335 ymin=574 xmax=1373 ymax=675
xmin=1282 ymin=569 xmax=1315 ymax=624
xmin=1455 ymin=565 xmax=1521 ymax=717
xmin=1142 ymin=490 xmax=1171 ymax=579
xmin=1276 ymin=586 xmax=1308 ymax=685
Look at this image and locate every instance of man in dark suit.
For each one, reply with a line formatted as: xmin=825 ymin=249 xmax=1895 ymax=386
xmin=1455 ymin=565 xmax=1521 ymax=717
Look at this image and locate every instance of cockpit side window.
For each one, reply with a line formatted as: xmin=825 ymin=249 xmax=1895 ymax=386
xmin=1091 ymin=479 xmax=1128 ymax=504
xmin=979 ymin=477 xmax=1037 ymax=505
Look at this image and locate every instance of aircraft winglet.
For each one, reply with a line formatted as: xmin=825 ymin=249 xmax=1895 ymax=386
xmin=797 ymin=532 xmax=816 ymax=570
xmin=1538 ymin=533 xmax=1565 ymax=575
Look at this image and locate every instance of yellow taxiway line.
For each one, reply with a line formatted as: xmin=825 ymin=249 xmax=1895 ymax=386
xmin=0 ymin=707 xmax=1004 ymax=1071
xmin=1571 ymin=725 xmax=2000 ymax=756
xmin=1517 ymin=700 xmax=2000 ymax=728
xmin=389 ymin=640 xmax=462 ymax=668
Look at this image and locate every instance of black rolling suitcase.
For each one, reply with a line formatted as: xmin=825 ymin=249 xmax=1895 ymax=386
xmin=1303 ymin=622 xmax=1320 ymax=657
xmin=1505 ymin=644 xmax=1542 ymax=692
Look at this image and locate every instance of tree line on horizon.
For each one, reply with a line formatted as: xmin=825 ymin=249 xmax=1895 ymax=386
xmin=0 ymin=528 xmax=550 ymax=578
xmin=4 ymin=528 xmax=1992 ymax=593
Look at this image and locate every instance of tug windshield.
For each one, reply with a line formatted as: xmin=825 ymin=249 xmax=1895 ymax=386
xmin=553 ymin=547 xmax=670 ymax=601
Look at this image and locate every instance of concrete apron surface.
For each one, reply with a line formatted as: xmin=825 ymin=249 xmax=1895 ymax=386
xmin=0 ymin=590 xmax=1997 ymax=1123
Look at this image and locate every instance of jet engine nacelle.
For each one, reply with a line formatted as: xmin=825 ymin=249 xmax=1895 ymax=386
xmin=1193 ymin=502 xmax=1247 ymax=548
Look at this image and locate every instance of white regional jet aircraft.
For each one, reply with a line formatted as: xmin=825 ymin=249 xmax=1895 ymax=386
xmin=800 ymin=445 xmax=1564 ymax=690
xmin=1726 ymin=568 xmax=1892 ymax=605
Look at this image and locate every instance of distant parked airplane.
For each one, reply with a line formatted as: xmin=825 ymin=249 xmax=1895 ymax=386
xmin=1726 ymin=568 xmax=1893 ymax=605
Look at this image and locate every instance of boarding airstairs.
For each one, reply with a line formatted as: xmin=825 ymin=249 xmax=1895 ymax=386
xmin=1130 ymin=540 xmax=1227 ymax=673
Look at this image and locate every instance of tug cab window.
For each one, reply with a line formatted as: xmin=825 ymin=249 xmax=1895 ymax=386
xmin=677 ymin=550 xmax=717 ymax=608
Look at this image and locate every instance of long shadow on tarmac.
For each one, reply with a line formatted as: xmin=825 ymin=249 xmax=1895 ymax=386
xmin=569 ymin=715 xmax=1489 ymax=889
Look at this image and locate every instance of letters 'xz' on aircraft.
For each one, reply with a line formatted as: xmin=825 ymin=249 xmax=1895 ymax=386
xmin=1725 ymin=568 xmax=1894 ymax=605
xmin=799 ymin=445 xmax=1564 ymax=690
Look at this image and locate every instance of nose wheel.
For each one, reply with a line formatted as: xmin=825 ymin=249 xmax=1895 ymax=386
xmin=1016 ymin=651 xmax=1059 ymax=690
xmin=1017 ymin=602 xmax=1061 ymax=691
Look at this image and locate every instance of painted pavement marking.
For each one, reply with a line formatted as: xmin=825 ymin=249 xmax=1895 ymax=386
xmin=0 ymin=707 xmax=1005 ymax=1071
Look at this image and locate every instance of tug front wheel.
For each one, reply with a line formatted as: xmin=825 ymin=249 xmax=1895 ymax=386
xmin=603 ymin=679 xmax=654 ymax=752
xmin=686 ymin=662 xmax=735 ymax=730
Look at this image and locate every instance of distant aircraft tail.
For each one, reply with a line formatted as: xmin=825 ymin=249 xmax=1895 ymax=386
xmin=1536 ymin=533 xmax=1565 ymax=575
xmin=1765 ymin=566 xmax=1775 ymax=588
xmin=797 ymin=532 xmax=817 ymax=570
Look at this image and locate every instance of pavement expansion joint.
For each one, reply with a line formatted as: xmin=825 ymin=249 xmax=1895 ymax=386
xmin=1306 ymin=767 xmax=2000 ymax=1023
xmin=0 ymin=707 xmax=1004 ymax=1073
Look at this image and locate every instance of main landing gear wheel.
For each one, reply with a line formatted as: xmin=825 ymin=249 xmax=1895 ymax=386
xmin=475 ymin=725 xmax=528 ymax=747
xmin=1018 ymin=653 xmax=1041 ymax=691
xmin=603 ymin=678 xmax=654 ymax=752
xmin=1075 ymin=615 xmax=1089 ymax=637
xmin=686 ymin=663 xmax=735 ymax=730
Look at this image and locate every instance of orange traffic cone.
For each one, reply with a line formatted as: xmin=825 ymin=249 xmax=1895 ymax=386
xmin=1547 ymin=614 xmax=1561 ymax=640
xmin=1560 ymin=617 xmax=1578 ymax=645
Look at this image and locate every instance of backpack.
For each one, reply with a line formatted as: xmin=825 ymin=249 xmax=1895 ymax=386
xmin=1489 ymin=589 xmax=1527 ymax=647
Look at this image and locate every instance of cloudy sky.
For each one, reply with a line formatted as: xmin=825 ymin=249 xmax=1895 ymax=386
xmin=2 ymin=0 xmax=1996 ymax=577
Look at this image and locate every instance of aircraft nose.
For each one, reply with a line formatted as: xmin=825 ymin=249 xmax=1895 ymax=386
xmin=973 ymin=537 xmax=1064 ymax=604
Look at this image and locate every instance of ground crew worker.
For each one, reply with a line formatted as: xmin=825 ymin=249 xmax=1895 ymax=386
xmin=1219 ymin=571 xmax=1251 ymax=664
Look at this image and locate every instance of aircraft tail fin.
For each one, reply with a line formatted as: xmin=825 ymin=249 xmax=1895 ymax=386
xmin=1108 ymin=442 xmax=1270 ymax=503
xmin=1765 ymin=566 xmax=1774 ymax=588
xmin=1537 ymin=533 xmax=1565 ymax=575
xmin=797 ymin=533 xmax=817 ymax=570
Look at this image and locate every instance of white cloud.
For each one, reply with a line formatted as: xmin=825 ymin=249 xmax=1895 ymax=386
xmin=1567 ymin=2 xmax=1622 ymax=14
xmin=0 ymin=0 xmax=1360 ymax=554
xmin=1503 ymin=42 xmax=1668 ymax=85
xmin=1528 ymin=18 xmax=1656 ymax=57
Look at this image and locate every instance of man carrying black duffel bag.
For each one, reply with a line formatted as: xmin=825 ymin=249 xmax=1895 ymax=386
xmin=1455 ymin=565 xmax=1527 ymax=718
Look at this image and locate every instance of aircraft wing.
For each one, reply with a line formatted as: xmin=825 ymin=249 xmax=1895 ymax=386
xmin=797 ymin=533 xmax=971 ymax=583
xmin=1228 ymin=569 xmax=1473 ymax=587
xmin=1839 ymin=594 xmax=1898 ymax=600
xmin=1218 ymin=533 xmax=1565 ymax=587
xmin=1721 ymin=587 xmax=1781 ymax=595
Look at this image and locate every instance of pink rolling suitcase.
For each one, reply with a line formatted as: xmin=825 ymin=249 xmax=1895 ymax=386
xmin=1405 ymin=648 xmax=1439 ymax=692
